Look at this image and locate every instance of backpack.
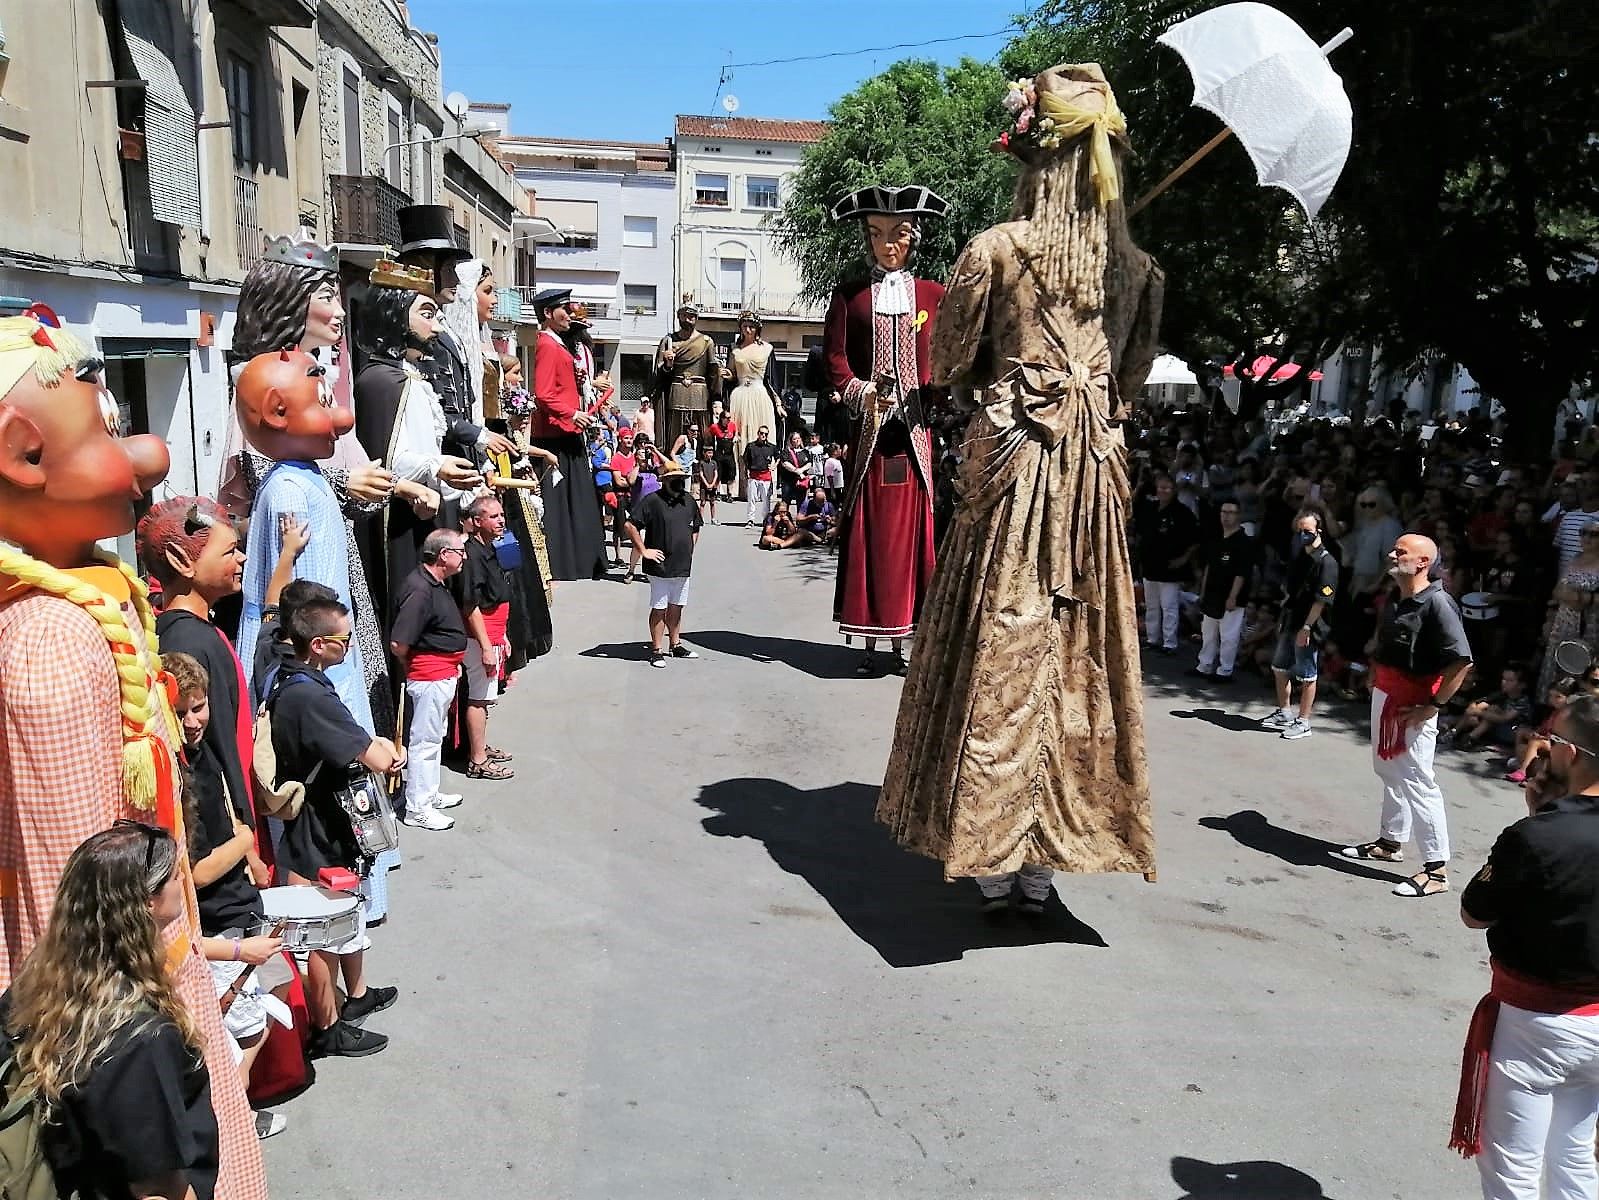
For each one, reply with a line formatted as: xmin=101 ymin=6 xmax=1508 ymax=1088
xmin=0 ymin=1047 xmax=72 ymax=1200
xmin=249 ymin=666 xmax=317 ymax=820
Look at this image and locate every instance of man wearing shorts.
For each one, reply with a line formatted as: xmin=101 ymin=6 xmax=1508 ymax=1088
xmin=625 ymin=459 xmax=703 ymax=669
xmin=1261 ymin=508 xmax=1339 ymax=741
xmin=460 ymin=495 xmax=515 ymax=781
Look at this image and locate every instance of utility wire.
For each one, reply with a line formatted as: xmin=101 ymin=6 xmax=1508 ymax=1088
xmin=722 ymin=27 xmax=1020 ymax=71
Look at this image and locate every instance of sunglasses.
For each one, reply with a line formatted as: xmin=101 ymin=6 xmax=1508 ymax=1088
xmin=316 ymin=632 xmax=352 ymax=644
xmin=1548 ymin=732 xmax=1597 ymax=758
xmin=1358 ymin=501 xmax=1378 ymax=509
xmin=113 ymin=819 xmax=167 ymax=882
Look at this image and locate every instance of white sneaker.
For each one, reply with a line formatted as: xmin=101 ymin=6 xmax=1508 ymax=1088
xmin=1280 ymin=717 xmax=1313 ymax=740
xmin=1260 ymin=708 xmax=1292 ymax=730
xmin=402 ymin=807 xmax=454 ymax=831
xmin=434 ymin=793 xmax=464 ymax=810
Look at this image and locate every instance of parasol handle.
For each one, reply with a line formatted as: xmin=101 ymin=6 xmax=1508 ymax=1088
xmin=1321 ymin=27 xmax=1354 ymax=54
xmin=1128 ymin=126 xmax=1233 ymax=218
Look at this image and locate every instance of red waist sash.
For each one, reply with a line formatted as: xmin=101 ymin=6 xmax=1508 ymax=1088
xmin=1372 ymin=663 xmax=1443 ymax=760
xmin=481 ymin=603 xmax=509 ymax=646
xmin=409 ymin=650 xmax=465 ymax=682
xmin=1451 ymin=960 xmax=1599 ymax=1156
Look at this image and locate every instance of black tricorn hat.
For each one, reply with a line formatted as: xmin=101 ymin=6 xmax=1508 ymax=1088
xmin=828 ymin=184 xmax=950 ymax=224
xmin=397 ymin=205 xmax=470 ymax=262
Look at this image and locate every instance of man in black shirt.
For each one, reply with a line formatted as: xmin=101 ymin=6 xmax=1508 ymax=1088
xmin=390 ymin=527 xmax=469 ymax=830
xmin=1135 ymin=474 xmax=1199 ymax=653
xmin=460 ymin=496 xmax=515 ymax=782
xmin=1338 ymin=534 xmax=1473 ymax=898
xmin=1262 ymin=509 xmax=1339 ymax=740
xmin=625 ymin=459 xmax=703 ymax=668
xmin=744 ymin=427 xmax=778 ymax=529
xmin=1453 ymin=693 xmax=1599 ymax=1187
xmin=1192 ymin=499 xmax=1255 ymax=681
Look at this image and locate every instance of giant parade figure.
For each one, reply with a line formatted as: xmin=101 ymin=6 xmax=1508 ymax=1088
xmin=822 ymin=185 xmax=946 ymax=676
xmin=0 ymin=309 xmax=268 ymax=1197
xmin=877 ymin=64 xmax=1164 ymax=914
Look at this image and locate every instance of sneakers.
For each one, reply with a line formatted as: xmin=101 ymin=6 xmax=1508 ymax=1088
xmin=309 ymin=1019 xmax=388 ymax=1058
xmin=1260 ymin=708 xmax=1293 ymax=730
xmin=650 ymin=649 xmax=669 ymax=669
xmin=434 ymin=792 xmax=464 ymax=810
xmin=342 ymin=984 xmax=398 ymax=1025
xmin=254 ymin=1110 xmax=288 ymax=1140
xmin=669 ymin=643 xmax=699 ymax=659
xmin=402 ymin=807 xmax=454 ymax=831
xmin=1280 ymin=717 xmax=1313 ymax=740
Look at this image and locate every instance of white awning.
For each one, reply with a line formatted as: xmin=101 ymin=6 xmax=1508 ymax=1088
xmin=1146 ymin=354 xmax=1199 ymax=386
xmin=537 ymin=198 xmax=598 ymax=237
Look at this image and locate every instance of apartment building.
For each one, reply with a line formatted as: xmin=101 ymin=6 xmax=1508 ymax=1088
xmin=0 ymin=0 xmax=324 ymax=519
xmin=497 ymin=133 xmax=676 ymax=405
xmin=672 ymin=115 xmax=829 ymax=392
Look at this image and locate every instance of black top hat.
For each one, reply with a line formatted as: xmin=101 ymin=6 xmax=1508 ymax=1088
xmin=829 ymin=185 xmax=950 ymax=224
xmin=397 ymin=205 xmax=470 ymax=262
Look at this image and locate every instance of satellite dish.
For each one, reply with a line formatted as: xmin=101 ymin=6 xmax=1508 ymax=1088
xmin=444 ymin=91 xmax=470 ymax=122
xmin=721 ymin=94 xmax=740 ymax=114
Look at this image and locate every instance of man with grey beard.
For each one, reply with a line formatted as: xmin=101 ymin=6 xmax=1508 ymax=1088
xmin=1337 ymin=534 xmax=1473 ymax=897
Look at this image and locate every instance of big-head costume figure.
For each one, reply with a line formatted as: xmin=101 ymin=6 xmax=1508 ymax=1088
xmin=234 ymin=348 xmax=374 ymax=735
xmin=0 ymin=310 xmax=268 ymax=1197
xmin=822 ymin=185 xmax=947 ymax=666
xmin=878 ymin=64 xmax=1164 ymax=912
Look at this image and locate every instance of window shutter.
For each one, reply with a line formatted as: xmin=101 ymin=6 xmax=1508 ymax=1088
xmin=117 ymin=0 xmax=201 ymax=227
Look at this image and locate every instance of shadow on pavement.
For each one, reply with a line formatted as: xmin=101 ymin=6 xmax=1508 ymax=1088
xmin=578 ymin=641 xmax=653 ymax=662
xmin=682 ymin=630 xmax=862 ymax=680
xmin=694 ymin=778 xmax=1107 ymax=967
xmin=1170 ymin=706 xmax=1270 ymax=733
xmin=1171 ymin=1155 xmax=1334 ymax=1199
xmin=1198 ymin=810 xmax=1406 ymax=885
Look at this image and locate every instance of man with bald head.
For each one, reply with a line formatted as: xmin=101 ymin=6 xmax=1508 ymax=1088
xmin=1339 ymin=533 xmax=1473 ymax=897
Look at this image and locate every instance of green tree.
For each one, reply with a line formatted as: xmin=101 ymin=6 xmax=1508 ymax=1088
xmin=770 ymin=58 xmax=1018 ymax=306
xmin=1003 ymin=0 xmax=1599 ymax=450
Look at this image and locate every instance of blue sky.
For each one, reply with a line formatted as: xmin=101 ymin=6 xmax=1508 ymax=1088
xmin=406 ymin=0 xmax=1027 ymax=142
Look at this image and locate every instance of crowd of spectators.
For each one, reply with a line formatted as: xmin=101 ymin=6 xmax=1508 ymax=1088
xmin=1129 ymin=402 xmax=1599 ymax=783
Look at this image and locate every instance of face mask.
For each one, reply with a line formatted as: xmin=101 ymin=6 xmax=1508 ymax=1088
xmin=666 ymin=477 xmax=686 ymax=495
xmin=1297 ymin=531 xmax=1318 ymax=549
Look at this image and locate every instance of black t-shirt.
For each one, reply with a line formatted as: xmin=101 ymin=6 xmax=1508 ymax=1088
xmin=188 ymin=740 xmax=263 ymax=935
xmin=1200 ymin=530 xmax=1257 ymax=618
xmin=1283 ymin=546 xmax=1340 ymax=632
xmin=33 ymin=1008 xmax=220 ymax=1200
xmin=268 ymin=665 xmax=373 ymax=878
xmin=744 ymin=441 xmax=777 ymax=475
xmin=460 ymin=539 xmax=510 ymax=615
xmin=628 ymin=487 xmax=702 ymax=578
xmin=1135 ymin=498 xmax=1199 ymax=582
xmin=1462 ymin=793 xmax=1599 ymax=985
xmin=390 ymin=567 xmax=468 ymax=653
xmin=1373 ymin=584 xmax=1473 ymax=675
xmin=155 ymin=610 xmax=252 ymax=829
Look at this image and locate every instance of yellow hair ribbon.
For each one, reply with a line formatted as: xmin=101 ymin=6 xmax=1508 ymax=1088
xmin=1036 ymin=91 xmax=1127 ymax=208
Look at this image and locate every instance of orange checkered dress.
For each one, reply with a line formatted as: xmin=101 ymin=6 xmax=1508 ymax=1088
xmin=0 ymin=570 xmax=269 ymax=1200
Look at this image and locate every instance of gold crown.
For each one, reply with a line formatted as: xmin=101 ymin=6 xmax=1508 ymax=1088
xmin=369 ymin=259 xmax=435 ymax=294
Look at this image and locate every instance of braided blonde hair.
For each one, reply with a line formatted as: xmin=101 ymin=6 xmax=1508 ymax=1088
xmin=0 ymin=544 xmax=180 ymax=811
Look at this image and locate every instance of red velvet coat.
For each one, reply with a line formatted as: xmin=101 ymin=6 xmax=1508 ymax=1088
xmin=531 ymin=329 xmax=582 ymax=438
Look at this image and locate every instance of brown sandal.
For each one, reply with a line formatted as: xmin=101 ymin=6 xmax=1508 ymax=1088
xmin=484 ymin=746 xmax=513 ymax=764
xmin=465 ymin=759 xmax=514 ymax=781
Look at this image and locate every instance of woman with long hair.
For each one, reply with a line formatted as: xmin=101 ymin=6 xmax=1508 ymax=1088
xmin=4 ymin=823 xmax=219 ymax=1199
xmin=725 ymin=312 xmax=780 ymax=499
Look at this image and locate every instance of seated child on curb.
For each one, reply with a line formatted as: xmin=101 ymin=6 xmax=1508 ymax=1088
xmin=1505 ymin=676 xmax=1576 ymax=784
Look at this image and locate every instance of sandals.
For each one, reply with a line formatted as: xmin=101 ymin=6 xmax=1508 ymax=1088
xmin=1336 ymin=840 xmax=1405 ymax=863
xmin=465 ymin=759 xmax=514 ymax=781
xmin=1392 ymin=870 xmax=1450 ymax=898
xmin=484 ymin=746 xmax=513 ymax=764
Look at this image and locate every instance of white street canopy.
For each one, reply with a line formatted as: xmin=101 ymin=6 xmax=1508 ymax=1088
xmin=1157 ymin=2 xmax=1353 ymax=219
xmin=1146 ymin=354 xmax=1199 ymax=386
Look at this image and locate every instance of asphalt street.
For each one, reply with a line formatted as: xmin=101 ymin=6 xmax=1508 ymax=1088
xmin=265 ymin=512 xmax=1508 ymax=1200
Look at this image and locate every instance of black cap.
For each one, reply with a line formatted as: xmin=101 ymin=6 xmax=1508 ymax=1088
xmin=531 ymin=288 xmax=571 ymax=313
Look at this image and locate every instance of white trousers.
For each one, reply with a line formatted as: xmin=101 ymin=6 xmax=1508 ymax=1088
xmin=1371 ymin=687 xmax=1450 ymax=863
xmin=1478 ymin=1003 xmax=1599 ymax=1200
xmin=404 ymin=675 xmax=457 ymax=813
xmin=1198 ymin=608 xmax=1246 ymax=675
xmin=1143 ymin=579 xmax=1182 ymax=649
xmin=747 ymin=478 xmax=773 ymax=527
xmin=976 ymin=865 xmax=1055 ymax=900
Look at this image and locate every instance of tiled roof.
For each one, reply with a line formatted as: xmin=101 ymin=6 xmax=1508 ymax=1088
xmin=674 ymin=115 xmax=829 ymax=144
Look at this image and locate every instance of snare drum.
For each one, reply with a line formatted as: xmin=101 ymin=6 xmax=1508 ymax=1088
xmin=1460 ymin=590 xmax=1500 ymax=622
xmin=334 ymin=771 xmax=400 ymax=858
xmin=258 ymin=885 xmax=361 ymax=952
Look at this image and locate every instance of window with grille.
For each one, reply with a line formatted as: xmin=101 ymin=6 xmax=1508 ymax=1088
xmin=694 ymin=172 xmax=729 ymax=207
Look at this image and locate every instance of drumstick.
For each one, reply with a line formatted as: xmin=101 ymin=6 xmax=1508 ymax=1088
xmin=219 ymin=919 xmax=288 ymax=1015
xmin=389 ymin=684 xmax=405 ymax=796
xmin=484 ymin=471 xmax=540 ymax=491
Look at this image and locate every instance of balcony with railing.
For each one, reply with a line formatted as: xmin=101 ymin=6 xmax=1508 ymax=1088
xmin=234 ymin=175 xmax=262 ymax=270
xmin=329 ymin=174 xmax=410 ymax=248
xmin=684 ymin=290 xmax=822 ymax=320
xmin=492 ymin=287 xmax=524 ymax=324
xmin=513 ymin=289 xmax=611 ymax=321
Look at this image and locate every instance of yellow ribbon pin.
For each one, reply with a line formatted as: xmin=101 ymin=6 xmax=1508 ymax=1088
xmin=913 ymin=310 xmax=929 ymax=332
